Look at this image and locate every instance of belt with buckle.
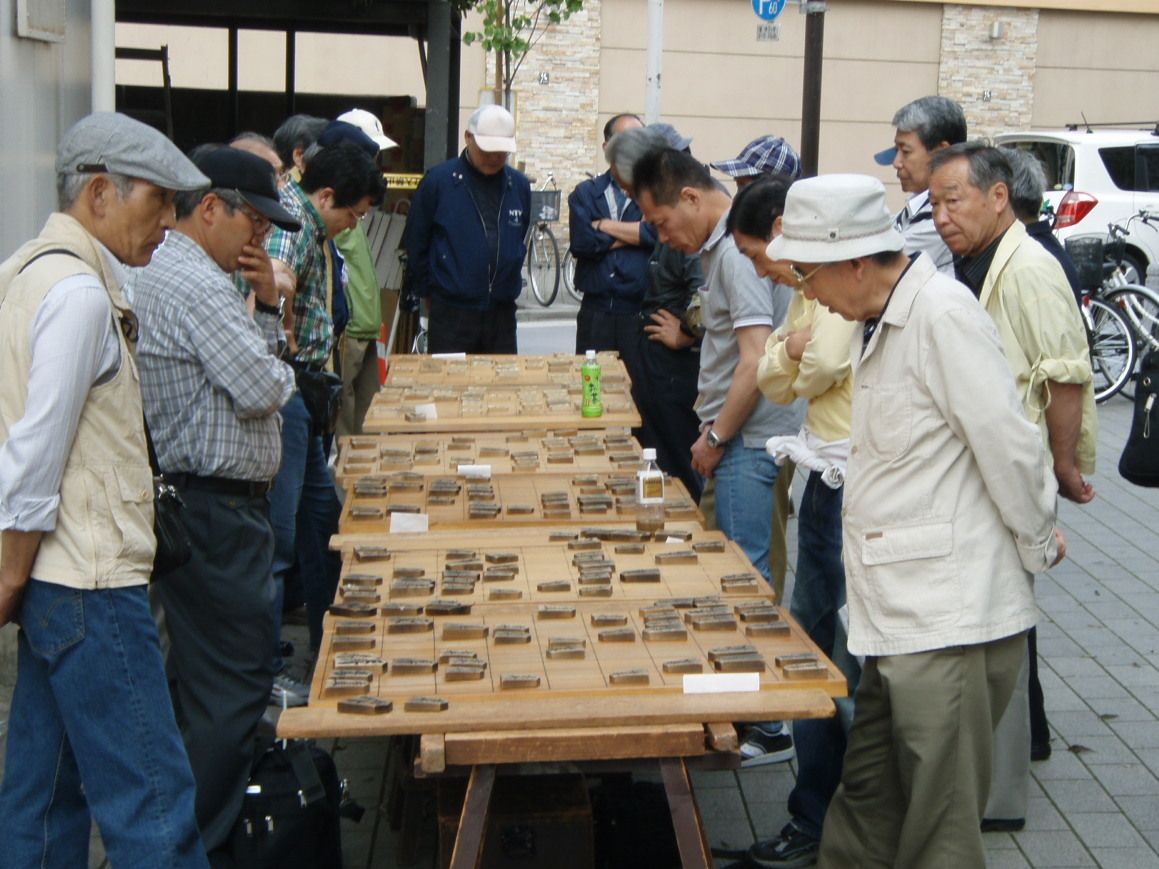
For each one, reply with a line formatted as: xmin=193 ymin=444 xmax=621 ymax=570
xmin=168 ymin=473 xmax=273 ymax=498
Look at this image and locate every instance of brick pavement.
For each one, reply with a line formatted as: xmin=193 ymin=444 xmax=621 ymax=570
xmin=2 ymin=397 xmax=1157 ymax=868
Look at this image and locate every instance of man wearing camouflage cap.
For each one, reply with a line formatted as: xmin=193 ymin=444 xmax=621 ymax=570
xmin=0 ymin=112 xmax=211 ymax=868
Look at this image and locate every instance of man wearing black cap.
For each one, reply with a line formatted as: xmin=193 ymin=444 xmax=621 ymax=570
xmin=127 ymin=147 xmax=301 ymax=865
xmin=0 ymin=112 xmax=211 ymax=868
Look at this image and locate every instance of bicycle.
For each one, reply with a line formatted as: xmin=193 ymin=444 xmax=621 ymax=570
xmin=560 ymin=245 xmax=581 ymax=302
xmin=524 ymin=173 xmax=562 ymax=306
xmin=1083 ymin=294 xmax=1136 ymax=402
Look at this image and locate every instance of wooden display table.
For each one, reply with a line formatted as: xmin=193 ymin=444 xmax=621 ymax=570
xmin=385 ymin=352 xmax=630 ymax=389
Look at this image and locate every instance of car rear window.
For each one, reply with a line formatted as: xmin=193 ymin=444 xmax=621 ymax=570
xmin=1003 ymin=141 xmax=1074 ymax=190
xmin=1099 ymin=147 xmax=1136 ymax=190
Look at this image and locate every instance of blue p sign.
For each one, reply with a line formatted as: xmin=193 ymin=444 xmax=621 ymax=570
xmin=752 ymin=0 xmax=786 ymax=21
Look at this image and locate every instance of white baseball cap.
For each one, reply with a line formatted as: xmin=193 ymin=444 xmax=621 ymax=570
xmin=467 ymin=105 xmax=517 ymax=153
xmin=336 ymin=108 xmax=398 ymax=152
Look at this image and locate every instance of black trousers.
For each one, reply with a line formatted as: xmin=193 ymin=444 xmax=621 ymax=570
xmin=154 ymin=487 xmax=276 ymax=856
xmin=428 ymin=298 xmax=517 ymax=354
xmin=575 ymin=302 xmax=643 ymax=385
xmin=631 ymin=328 xmax=702 ymax=501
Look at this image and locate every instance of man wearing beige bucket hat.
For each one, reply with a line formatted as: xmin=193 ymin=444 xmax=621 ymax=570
xmin=767 ymin=173 xmax=1065 ymax=869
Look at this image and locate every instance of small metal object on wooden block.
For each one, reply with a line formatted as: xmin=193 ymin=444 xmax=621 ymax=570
xmin=344 ymin=573 xmax=383 ymax=586
xmin=579 ymin=586 xmax=613 ymax=597
xmin=426 ymin=496 xmax=456 ymax=506
xmin=325 ymin=677 xmax=374 ymax=697
xmin=654 ymin=550 xmax=698 ymax=565
xmin=746 ymin=622 xmax=791 ymax=637
xmin=620 ymin=568 xmax=662 ymax=583
xmin=335 ymin=620 xmax=377 ymax=635
xmin=391 ymin=657 xmax=438 ymax=674
xmin=545 ymin=644 xmax=586 ymax=659
xmin=389 ymin=580 xmax=436 ymax=596
xmin=444 ymin=666 xmax=487 ymax=681
xmin=425 ymin=600 xmax=472 ymax=616
xmin=642 ymin=626 xmax=689 ymax=641
xmin=690 ymin=615 xmax=739 ymax=631
xmin=598 ymin=627 xmax=636 ymax=642
xmin=350 ymin=506 xmax=385 ymax=520
xmin=663 ymin=658 xmax=704 ymax=674
xmin=438 ymin=650 xmax=478 ymax=663
xmin=334 ymin=654 xmax=388 ymax=672
xmin=386 ymin=617 xmax=434 ymax=634
xmin=332 ymin=636 xmax=376 ymax=651
xmin=485 ymin=552 xmax=519 ymax=564
xmin=549 ymin=531 xmax=579 ymax=541
xmin=405 ymin=696 xmax=450 ymax=712
xmin=737 ymin=606 xmax=780 ymax=623
xmin=389 ymin=480 xmax=424 ymax=492
xmin=609 ymin=669 xmax=650 ymax=685
xmin=683 ymin=607 xmax=729 ymax=622
xmin=381 ymin=602 xmax=424 ymax=617
xmin=692 ymin=540 xmax=727 ymax=554
xmin=387 ymin=504 xmax=423 ymax=514
xmin=507 ymin=505 xmax=535 ymax=515
xmin=494 ymin=630 xmax=532 ymax=644
xmin=440 ymin=584 xmax=476 ymax=597
xmin=393 ymin=566 xmax=426 ymax=579
xmin=354 ymin=546 xmax=392 ymax=562
xmin=536 ymin=580 xmax=572 ymax=593
xmin=441 ymin=623 xmax=489 ymax=640
xmin=775 ymin=652 xmax=818 ymax=667
xmin=329 ymin=601 xmax=378 ymax=618
xmin=714 ymin=655 xmax=766 ymax=673
xmin=444 ymin=558 xmax=484 ymax=571
xmin=720 ymin=573 xmax=761 ymax=593
xmin=707 ymin=645 xmax=757 ymax=662
xmin=340 ymin=588 xmax=381 ymax=603
xmin=499 ymin=674 xmax=541 ymax=690
xmin=483 ymin=567 xmax=518 ymax=581
xmin=537 ymin=604 xmax=576 ymax=619
xmin=640 ymin=604 xmax=678 ymax=618
xmin=783 ymin=662 xmax=829 ymax=680
xmin=445 ymin=549 xmax=477 ymax=560
xmin=489 ymin=588 xmax=523 ymax=601
xmin=590 ymin=612 xmax=628 ymax=627
xmin=614 ymin=543 xmax=646 ymax=554
xmin=567 ymin=539 xmax=602 ymax=551
xmin=337 ymin=696 xmax=393 ymax=715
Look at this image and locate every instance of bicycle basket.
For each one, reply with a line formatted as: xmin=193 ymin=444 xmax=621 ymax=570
xmin=530 ymin=189 xmax=561 ymax=222
xmin=1064 ymin=236 xmax=1105 ymax=290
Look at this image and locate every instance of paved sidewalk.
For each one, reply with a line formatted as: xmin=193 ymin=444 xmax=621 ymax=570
xmin=2 ymin=396 xmax=1157 ymax=869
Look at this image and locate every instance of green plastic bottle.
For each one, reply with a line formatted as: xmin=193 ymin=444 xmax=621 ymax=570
xmin=581 ymin=349 xmax=603 ymax=418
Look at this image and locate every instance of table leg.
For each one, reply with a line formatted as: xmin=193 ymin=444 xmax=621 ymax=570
xmin=659 ymin=756 xmax=712 ymax=869
xmin=449 ymin=763 xmax=497 ymax=869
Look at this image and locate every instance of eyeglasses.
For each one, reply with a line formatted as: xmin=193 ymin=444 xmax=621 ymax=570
xmin=346 ymin=206 xmax=370 ymax=222
xmin=789 ymin=263 xmax=828 ymax=288
xmin=238 ymin=204 xmax=272 ymax=236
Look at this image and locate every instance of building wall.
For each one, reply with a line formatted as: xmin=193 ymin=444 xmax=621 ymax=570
xmin=1 ymin=0 xmax=96 ymax=260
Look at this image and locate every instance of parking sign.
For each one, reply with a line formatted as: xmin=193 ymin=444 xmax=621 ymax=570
xmin=752 ymin=0 xmax=786 ymax=21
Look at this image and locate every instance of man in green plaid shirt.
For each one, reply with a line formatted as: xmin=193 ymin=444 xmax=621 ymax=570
xmin=266 ymin=140 xmax=385 ymax=655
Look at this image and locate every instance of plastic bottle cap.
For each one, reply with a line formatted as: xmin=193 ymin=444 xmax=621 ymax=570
xmin=642 ymin=448 xmax=657 ymax=461
xmin=585 ymin=350 xmax=597 ymax=360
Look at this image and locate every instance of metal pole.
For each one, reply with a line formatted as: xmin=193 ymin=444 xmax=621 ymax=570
xmin=645 ymin=0 xmax=664 ymax=124
xmin=228 ymin=27 xmax=239 ymax=138
xmin=91 ymin=0 xmax=116 ymax=113
xmin=799 ymin=3 xmax=825 ymax=178
xmin=284 ymin=31 xmax=296 ymax=119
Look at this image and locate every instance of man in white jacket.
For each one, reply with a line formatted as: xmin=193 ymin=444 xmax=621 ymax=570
xmin=767 ymin=173 xmax=1065 ymax=869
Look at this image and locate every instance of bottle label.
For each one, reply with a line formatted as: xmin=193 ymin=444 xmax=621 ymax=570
xmin=582 ymin=364 xmax=602 ymax=417
xmin=639 ymin=474 xmax=664 ymax=502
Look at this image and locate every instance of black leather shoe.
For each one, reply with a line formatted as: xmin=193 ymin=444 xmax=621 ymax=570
xmin=981 ymin=817 xmax=1025 ymax=833
xmin=1031 ymin=740 xmax=1052 ymax=761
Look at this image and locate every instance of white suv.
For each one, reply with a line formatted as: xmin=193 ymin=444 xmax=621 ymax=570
xmin=995 ymin=127 xmax=1159 ymax=283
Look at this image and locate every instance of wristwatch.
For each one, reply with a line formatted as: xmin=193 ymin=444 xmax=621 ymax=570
xmin=254 ymin=296 xmax=284 ymax=318
xmin=706 ymin=428 xmax=728 ymax=450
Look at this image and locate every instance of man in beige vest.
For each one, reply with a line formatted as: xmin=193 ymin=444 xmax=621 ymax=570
xmin=0 ymin=113 xmax=212 ymax=869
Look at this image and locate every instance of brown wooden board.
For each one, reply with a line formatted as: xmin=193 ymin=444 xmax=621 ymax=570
xmin=362 ymin=383 xmax=640 ymax=434
xmin=339 ymin=472 xmax=701 ymax=532
xmin=336 ymin=430 xmax=643 ymax=485
xmin=385 ymin=353 xmax=631 ymax=389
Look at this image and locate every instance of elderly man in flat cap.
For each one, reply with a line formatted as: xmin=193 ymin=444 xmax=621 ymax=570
xmin=0 ymin=112 xmax=211 ymax=869
xmin=767 ymin=174 xmax=1064 ymax=869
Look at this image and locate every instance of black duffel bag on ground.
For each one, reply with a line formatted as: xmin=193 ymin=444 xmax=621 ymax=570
xmin=1120 ymin=350 xmax=1159 ymax=486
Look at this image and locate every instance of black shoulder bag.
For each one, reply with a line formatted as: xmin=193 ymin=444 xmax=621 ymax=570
xmin=1119 ymin=350 xmax=1159 ymax=486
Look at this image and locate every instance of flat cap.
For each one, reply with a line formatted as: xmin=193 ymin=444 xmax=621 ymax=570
xmin=56 ymin=112 xmax=208 ymax=191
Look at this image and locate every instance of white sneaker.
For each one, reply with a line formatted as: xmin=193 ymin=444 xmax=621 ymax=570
xmin=269 ymin=673 xmax=309 ymax=708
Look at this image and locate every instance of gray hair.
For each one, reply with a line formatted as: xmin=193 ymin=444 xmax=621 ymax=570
xmin=929 ymin=140 xmax=1012 ymax=199
xmin=605 ymin=126 xmax=668 ymax=192
xmin=57 ymin=171 xmax=137 ymax=211
xmin=173 ymin=186 xmax=244 ymax=222
xmin=1003 ymin=148 xmax=1048 ymax=222
xmin=892 ymin=95 xmax=967 ymax=151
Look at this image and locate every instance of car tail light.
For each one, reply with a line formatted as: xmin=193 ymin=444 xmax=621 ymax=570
xmin=1054 ymin=191 xmax=1098 ymax=228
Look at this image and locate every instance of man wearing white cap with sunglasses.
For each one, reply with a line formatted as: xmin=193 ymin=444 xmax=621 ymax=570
xmin=407 ymin=104 xmax=531 ymax=353
xmin=767 ymin=173 xmax=1065 ymax=869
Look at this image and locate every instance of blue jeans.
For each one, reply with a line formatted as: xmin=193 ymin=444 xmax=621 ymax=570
xmin=0 ymin=580 xmax=209 ymax=869
xmin=712 ymin=439 xmax=779 ymax=583
xmin=787 ymin=472 xmax=862 ymax=840
xmin=269 ymin=391 xmax=342 ymax=655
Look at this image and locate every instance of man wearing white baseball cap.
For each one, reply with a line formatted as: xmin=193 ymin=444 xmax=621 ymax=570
xmin=407 ymin=104 xmax=530 ymax=353
xmin=767 ymin=174 xmax=1064 ymax=869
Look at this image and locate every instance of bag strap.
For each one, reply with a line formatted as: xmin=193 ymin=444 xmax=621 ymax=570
xmin=17 ymin=248 xmax=83 ymax=274
xmin=285 ymin=740 xmax=329 ymax=807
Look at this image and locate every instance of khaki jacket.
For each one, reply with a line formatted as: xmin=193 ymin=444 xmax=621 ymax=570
xmin=0 ymin=214 xmax=155 ymax=589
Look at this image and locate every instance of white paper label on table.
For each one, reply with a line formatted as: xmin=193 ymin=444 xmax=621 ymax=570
xmin=458 ymin=464 xmax=492 ymax=479
xmin=682 ymin=673 xmax=760 ymax=694
xmin=431 ymin=352 xmax=468 ymax=360
xmin=389 ymin=512 xmax=429 ymax=533
xmin=664 ymin=536 xmax=685 ymax=544
xmin=413 ymin=403 xmax=438 ymax=420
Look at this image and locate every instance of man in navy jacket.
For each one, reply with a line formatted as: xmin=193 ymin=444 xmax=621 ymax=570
xmin=569 ymin=113 xmax=656 ymax=377
xmin=407 ymin=105 xmax=531 ymax=353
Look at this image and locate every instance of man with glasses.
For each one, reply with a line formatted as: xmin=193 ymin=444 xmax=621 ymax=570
xmin=128 ymin=147 xmax=301 ymax=866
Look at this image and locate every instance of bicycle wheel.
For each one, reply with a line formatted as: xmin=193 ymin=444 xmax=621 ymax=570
xmin=525 ymin=225 xmax=560 ymax=306
xmin=1105 ymin=284 xmax=1159 ymax=353
xmin=562 ymin=246 xmax=581 ymax=302
xmin=1086 ymin=297 xmax=1136 ymax=403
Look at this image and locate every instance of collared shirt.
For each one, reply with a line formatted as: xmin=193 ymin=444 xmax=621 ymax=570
xmin=128 ymin=231 xmax=296 ymax=482
xmin=0 ymin=240 xmax=125 ymax=533
xmin=953 ymin=232 xmax=1004 ymax=297
xmin=266 ymin=180 xmax=333 ymax=366
xmin=895 ymin=189 xmax=954 ymax=275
